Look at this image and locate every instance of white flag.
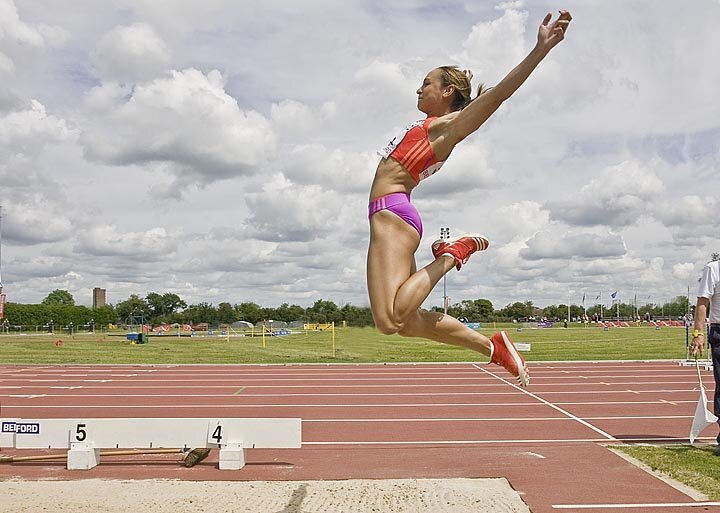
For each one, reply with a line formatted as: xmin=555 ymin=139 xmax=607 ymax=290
xmin=689 ymin=384 xmax=719 ymax=444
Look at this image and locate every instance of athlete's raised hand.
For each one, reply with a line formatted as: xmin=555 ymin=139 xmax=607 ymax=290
xmin=537 ymin=9 xmax=572 ymax=53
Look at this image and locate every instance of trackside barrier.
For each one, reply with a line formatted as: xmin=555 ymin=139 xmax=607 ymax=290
xmin=678 ymin=359 xmax=713 ymax=371
xmin=1 ymin=417 xmax=301 ymax=470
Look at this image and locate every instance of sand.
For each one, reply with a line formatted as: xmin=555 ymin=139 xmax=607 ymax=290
xmin=0 ymin=478 xmax=531 ymax=513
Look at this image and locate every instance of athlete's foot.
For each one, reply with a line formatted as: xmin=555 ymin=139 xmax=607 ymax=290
xmin=489 ymin=331 xmax=529 ymax=387
xmin=431 ymin=234 xmax=490 ymax=271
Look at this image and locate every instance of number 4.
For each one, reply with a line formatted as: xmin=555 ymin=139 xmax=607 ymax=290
xmin=212 ymin=424 xmax=222 ymax=443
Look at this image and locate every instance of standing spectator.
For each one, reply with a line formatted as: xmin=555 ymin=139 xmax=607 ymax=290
xmin=690 ymin=259 xmax=720 ymax=453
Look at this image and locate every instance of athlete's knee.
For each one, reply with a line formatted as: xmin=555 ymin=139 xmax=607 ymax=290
xmin=373 ymin=311 xmax=407 ymax=335
xmin=375 ymin=319 xmax=402 ymax=335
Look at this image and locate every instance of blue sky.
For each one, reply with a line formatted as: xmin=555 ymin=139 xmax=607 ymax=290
xmin=0 ymin=0 xmax=718 ymax=311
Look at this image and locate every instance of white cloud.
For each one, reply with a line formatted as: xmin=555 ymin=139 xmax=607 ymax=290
xmin=521 ymin=231 xmax=626 ymax=260
xmin=243 ymin=174 xmax=365 ymax=242
xmin=0 ymin=100 xmax=72 ymax=152
xmin=92 ymin=23 xmax=169 ymax=83
xmin=0 ymin=52 xmax=15 ymax=75
xmin=0 ymin=0 xmax=45 ymax=49
xmin=0 ymin=0 xmax=69 ymax=76
xmin=490 ymin=201 xmax=550 ymax=243
xmin=1 ymin=200 xmax=73 ymax=245
xmin=549 ymin=160 xmax=664 ymax=227
xmin=81 ymin=68 xmax=276 ymax=184
xmin=74 ymin=226 xmax=178 ymax=260
xmin=454 ymin=7 xmax=527 ymax=83
xmin=672 ymin=262 xmax=696 ymax=282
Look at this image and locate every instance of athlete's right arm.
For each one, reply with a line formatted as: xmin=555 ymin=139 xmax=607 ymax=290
xmin=436 ymin=10 xmax=572 ymax=149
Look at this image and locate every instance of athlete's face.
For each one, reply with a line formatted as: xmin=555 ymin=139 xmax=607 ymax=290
xmin=416 ymin=69 xmax=452 ymax=114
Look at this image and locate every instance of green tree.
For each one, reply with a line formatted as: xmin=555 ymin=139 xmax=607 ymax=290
xmin=145 ymin=292 xmax=164 ymax=318
xmin=4 ymin=303 xmax=115 ymax=330
xmin=542 ymin=305 xmax=561 ymax=320
xmin=115 ymin=294 xmax=150 ymax=324
xmin=234 ymin=302 xmax=263 ymax=324
xmin=340 ymin=303 xmax=374 ymax=327
xmin=500 ymin=301 xmax=534 ymax=321
xmin=145 ymin=292 xmax=187 ymax=320
xmin=664 ymin=295 xmax=690 ymax=318
xmin=183 ymin=302 xmax=217 ymax=324
xmin=455 ymin=299 xmax=494 ymax=321
xmin=91 ymin=305 xmax=117 ymax=327
xmin=274 ymin=303 xmax=306 ymax=323
xmin=570 ymin=304 xmax=584 ymax=319
xmin=306 ymin=299 xmax=341 ymax=323
xmin=216 ymin=302 xmax=236 ymax=325
xmin=41 ymin=289 xmax=75 ymax=306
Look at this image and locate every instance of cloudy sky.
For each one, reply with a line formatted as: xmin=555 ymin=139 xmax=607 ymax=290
xmin=0 ymin=0 xmax=718 ymax=312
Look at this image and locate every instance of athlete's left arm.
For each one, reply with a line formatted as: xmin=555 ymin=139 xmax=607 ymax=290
xmin=432 ymin=10 xmax=571 ymax=153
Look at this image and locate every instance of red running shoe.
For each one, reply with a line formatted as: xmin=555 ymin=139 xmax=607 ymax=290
xmin=489 ymin=331 xmax=529 ymax=387
xmin=431 ymin=234 xmax=489 ymax=271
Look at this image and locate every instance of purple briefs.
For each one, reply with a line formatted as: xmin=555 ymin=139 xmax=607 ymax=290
xmin=368 ymin=192 xmax=423 ymax=238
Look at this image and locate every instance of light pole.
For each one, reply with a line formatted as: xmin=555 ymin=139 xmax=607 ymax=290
xmin=440 ymin=227 xmax=450 ymax=314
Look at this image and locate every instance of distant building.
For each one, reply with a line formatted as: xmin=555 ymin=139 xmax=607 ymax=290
xmin=93 ymin=287 xmax=106 ymax=309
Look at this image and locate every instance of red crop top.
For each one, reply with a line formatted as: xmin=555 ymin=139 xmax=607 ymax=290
xmin=378 ymin=117 xmax=444 ymax=183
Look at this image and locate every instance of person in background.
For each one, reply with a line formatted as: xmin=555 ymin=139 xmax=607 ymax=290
xmin=690 ymin=258 xmax=720 ymax=454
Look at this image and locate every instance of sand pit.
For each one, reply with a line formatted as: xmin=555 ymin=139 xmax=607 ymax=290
xmin=1 ymin=477 xmax=531 ymax=512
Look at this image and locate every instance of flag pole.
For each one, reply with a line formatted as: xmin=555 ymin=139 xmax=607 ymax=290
xmin=696 ymin=357 xmax=704 ymax=388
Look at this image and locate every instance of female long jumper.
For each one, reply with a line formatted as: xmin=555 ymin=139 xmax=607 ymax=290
xmin=366 ymin=10 xmax=572 ymax=387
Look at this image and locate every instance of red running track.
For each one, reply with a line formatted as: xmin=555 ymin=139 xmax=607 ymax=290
xmin=1 ymin=361 xmax=719 ymax=513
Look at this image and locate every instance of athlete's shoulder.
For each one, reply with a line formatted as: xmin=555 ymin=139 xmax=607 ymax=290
xmin=426 ymin=112 xmax=460 ymax=143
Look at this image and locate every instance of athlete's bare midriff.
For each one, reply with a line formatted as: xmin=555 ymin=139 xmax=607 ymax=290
xmin=368 ymin=157 xmax=418 ymax=201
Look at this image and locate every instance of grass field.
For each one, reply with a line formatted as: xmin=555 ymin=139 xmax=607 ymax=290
xmin=614 ymin=445 xmax=720 ymax=500
xmin=0 ymin=324 xmax=692 ymax=364
xmin=2 ymin=323 xmax=717 ymax=498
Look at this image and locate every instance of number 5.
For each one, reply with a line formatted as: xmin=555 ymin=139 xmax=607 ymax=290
xmin=75 ymin=423 xmax=87 ymax=442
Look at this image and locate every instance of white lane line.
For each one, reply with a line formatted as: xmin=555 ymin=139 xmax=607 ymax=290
xmin=0 ymin=379 xmax=703 ymax=388
xmin=0 ymin=403 xmax=548 ymax=408
xmin=552 ymin=502 xmax=720 ymax=509
xmin=0 ymin=392 xmax=697 ymax=404
xmin=0 ymin=371 xmax=496 ymax=377
xmin=302 ymin=415 xmax=693 ymax=422
xmin=0 ymin=370 xmax=700 ymax=378
xmin=0 ymin=384 xmax=704 ymax=394
xmin=9 ymin=376 xmax=530 ymax=382
xmin=302 ymin=437 xmax=699 ymax=446
xmin=473 ymin=364 xmax=617 ymax=441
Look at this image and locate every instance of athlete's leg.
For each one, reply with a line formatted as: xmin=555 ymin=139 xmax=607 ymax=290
xmin=367 ymin=210 xmax=455 ymax=334
xmin=399 ymin=310 xmax=530 ymax=386
xmin=367 ymin=210 xmax=529 ymax=385
xmin=398 ymin=309 xmax=491 ymax=355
